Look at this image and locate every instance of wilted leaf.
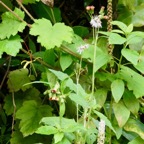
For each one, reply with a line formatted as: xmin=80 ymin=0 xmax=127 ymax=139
xmin=30 ymin=18 xmax=73 ymax=49
xmin=0 ymin=8 xmax=26 ymax=39
xmin=113 ymin=101 xmax=130 ymax=127
xmin=124 ymin=118 xmax=144 ymax=140
xmin=16 ymin=100 xmax=53 ymax=136
xmin=0 ymin=35 xmax=22 ymax=58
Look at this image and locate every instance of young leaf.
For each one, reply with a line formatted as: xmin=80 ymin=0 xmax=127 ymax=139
xmin=60 ymin=54 xmax=73 ymax=71
xmin=124 ymin=118 xmax=144 ymax=140
xmin=54 ymin=132 xmax=64 ymax=143
xmin=123 ymin=91 xmax=140 ymax=116
xmin=109 ymin=33 xmax=126 ymax=45
xmin=111 ymin=21 xmax=128 ymax=32
xmin=120 ymin=66 xmax=144 ymax=98
xmin=36 ymin=126 xmax=58 ymax=135
xmin=0 ymin=8 xmax=26 ymax=39
xmin=94 ymin=111 xmax=116 ymax=133
xmin=121 ymin=48 xmax=139 ymax=65
xmin=113 ymin=101 xmax=130 ymax=127
xmin=111 ymin=79 xmax=125 ymax=103
xmin=30 ymin=18 xmax=73 ymax=49
xmin=16 ymin=100 xmax=53 ymax=137
xmin=0 ymin=35 xmax=22 ymax=58
xmin=7 ymin=68 xmax=32 ymax=92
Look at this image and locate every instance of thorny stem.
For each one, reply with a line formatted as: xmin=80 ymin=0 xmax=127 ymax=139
xmin=16 ymin=0 xmax=35 ymax=21
xmin=0 ymin=1 xmax=31 ymax=27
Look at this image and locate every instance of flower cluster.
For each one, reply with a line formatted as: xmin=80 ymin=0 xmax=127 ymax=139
xmin=90 ymin=16 xmax=102 ymax=28
xmin=97 ymin=119 xmax=105 ymax=144
xmin=77 ymin=44 xmax=89 ymax=54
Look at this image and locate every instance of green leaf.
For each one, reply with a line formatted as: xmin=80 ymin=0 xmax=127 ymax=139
xmin=22 ymin=0 xmax=40 ymax=4
xmin=16 ymin=100 xmax=53 ymax=136
xmin=82 ymin=45 xmax=110 ymax=71
xmin=30 ymin=18 xmax=73 ymax=49
xmin=126 ymin=24 xmax=133 ymax=34
xmin=94 ymin=111 xmax=116 ymax=133
xmin=7 ymin=68 xmax=32 ymax=92
xmin=36 ymin=126 xmax=58 ymax=135
xmin=10 ymin=130 xmax=51 ymax=144
xmin=111 ymin=79 xmax=125 ymax=103
xmin=0 ymin=35 xmax=22 ymax=58
xmin=128 ymin=137 xmax=144 ymax=144
xmin=132 ymin=3 xmax=144 ymax=27
xmin=124 ymin=118 xmax=144 ymax=140
xmin=0 ymin=8 xmax=26 ymax=39
xmin=54 ymin=132 xmax=64 ymax=143
xmin=49 ymin=69 xmax=69 ymax=81
xmin=73 ymin=26 xmax=89 ymax=37
xmin=109 ymin=33 xmax=126 ymax=45
xmin=4 ymin=88 xmax=41 ymax=115
xmin=113 ymin=101 xmax=130 ymax=127
xmin=123 ymin=91 xmax=140 ymax=116
xmin=94 ymin=88 xmax=107 ymax=108
xmin=40 ymin=117 xmax=83 ymax=133
xmin=60 ymin=54 xmax=73 ymax=71
xmin=120 ymin=66 xmax=144 ymax=98
xmin=69 ymin=93 xmax=89 ymax=108
xmin=121 ymin=48 xmax=139 ymax=65
xmin=111 ymin=21 xmax=128 ymax=32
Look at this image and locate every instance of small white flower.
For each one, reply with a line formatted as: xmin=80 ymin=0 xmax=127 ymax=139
xmin=90 ymin=16 xmax=102 ymax=28
xmin=97 ymin=119 xmax=105 ymax=144
xmin=77 ymin=44 xmax=89 ymax=54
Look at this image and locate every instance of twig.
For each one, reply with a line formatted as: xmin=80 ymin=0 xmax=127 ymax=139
xmin=0 ymin=56 xmax=11 ymax=90
xmin=12 ymin=92 xmax=16 ymax=133
xmin=16 ymin=0 xmax=35 ymax=21
xmin=0 ymin=1 xmax=31 ymax=28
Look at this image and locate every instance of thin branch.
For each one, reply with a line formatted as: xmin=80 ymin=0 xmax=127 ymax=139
xmin=0 ymin=1 xmax=31 ymax=28
xmin=0 ymin=56 xmax=11 ymax=90
xmin=16 ymin=0 xmax=35 ymax=21
xmin=12 ymin=92 xmax=16 ymax=133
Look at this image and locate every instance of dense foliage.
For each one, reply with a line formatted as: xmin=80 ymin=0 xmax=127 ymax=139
xmin=0 ymin=0 xmax=144 ymax=144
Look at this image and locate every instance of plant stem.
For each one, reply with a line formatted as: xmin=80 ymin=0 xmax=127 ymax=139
xmin=16 ymin=0 xmax=35 ymax=21
xmin=12 ymin=92 xmax=16 ymax=133
xmin=50 ymin=8 xmax=56 ymax=24
xmin=0 ymin=1 xmax=31 ymax=27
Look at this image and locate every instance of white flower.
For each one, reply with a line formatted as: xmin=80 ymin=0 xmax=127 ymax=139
xmin=90 ymin=16 xmax=102 ymax=28
xmin=97 ymin=119 xmax=105 ymax=144
xmin=77 ymin=44 xmax=89 ymax=54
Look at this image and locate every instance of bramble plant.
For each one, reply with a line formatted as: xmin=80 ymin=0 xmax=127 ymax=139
xmin=0 ymin=0 xmax=144 ymax=144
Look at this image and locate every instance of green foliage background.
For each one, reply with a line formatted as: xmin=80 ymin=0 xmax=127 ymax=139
xmin=0 ymin=0 xmax=144 ymax=144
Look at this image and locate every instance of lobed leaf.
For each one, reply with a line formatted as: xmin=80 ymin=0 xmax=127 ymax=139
xmin=7 ymin=68 xmax=32 ymax=92
xmin=0 ymin=8 xmax=26 ymax=39
xmin=30 ymin=18 xmax=73 ymax=49
xmin=16 ymin=100 xmax=53 ymax=136
xmin=0 ymin=35 xmax=22 ymax=58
